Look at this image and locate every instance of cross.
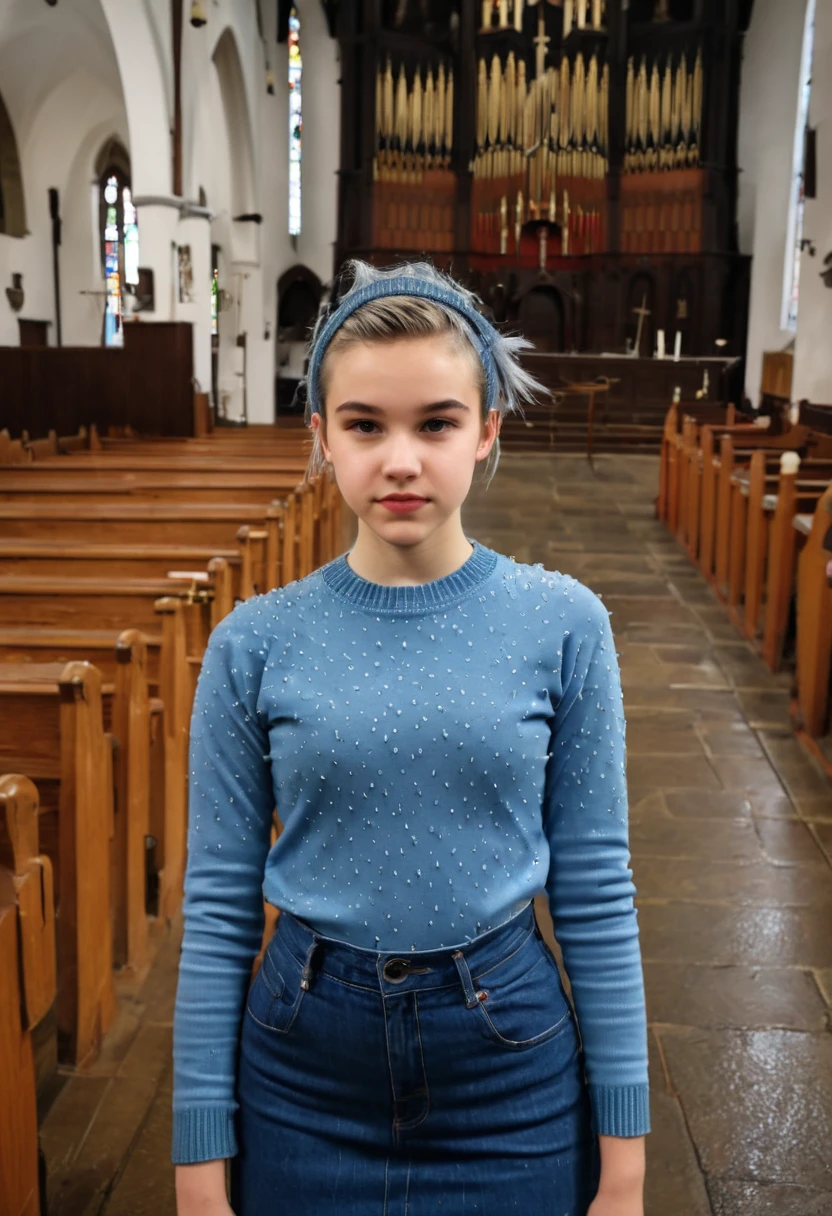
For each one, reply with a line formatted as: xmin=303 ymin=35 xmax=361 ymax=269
xmin=632 ymin=293 xmax=651 ymax=356
xmin=533 ymin=8 xmax=550 ymax=79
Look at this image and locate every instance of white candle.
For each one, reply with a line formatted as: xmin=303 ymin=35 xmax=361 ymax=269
xmin=674 ymin=330 xmax=682 ymax=361
xmin=656 ymin=329 xmax=665 ymax=360
xmin=498 ymin=0 xmax=509 ymax=27
xmin=482 ymin=1 xmax=491 ymax=28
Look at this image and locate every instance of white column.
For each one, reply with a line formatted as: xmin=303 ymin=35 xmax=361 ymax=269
xmin=176 ymin=212 xmax=213 ymax=394
xmin=132 ymin=201 xmax=181 ymax=321
xmin=793 ymin=0 xmax=832 ymax=402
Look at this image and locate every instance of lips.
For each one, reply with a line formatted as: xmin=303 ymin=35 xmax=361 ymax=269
xmin=380 ymin=496 xmax=427 ymax=502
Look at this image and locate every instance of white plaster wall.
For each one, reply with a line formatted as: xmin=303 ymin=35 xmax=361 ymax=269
xmin=792 ymin=0 xmax=832 ymax=404
xmin=737 ymin=0 xmax=808 ymax=405
xmin=0 ymin=0 xmax=340 ymax=428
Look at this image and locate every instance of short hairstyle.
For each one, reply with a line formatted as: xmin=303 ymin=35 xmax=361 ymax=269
xmin=301 ymin=260 xmax=546 ymax=489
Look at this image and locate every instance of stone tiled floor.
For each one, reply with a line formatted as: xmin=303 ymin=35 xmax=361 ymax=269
xmin=41 ymin=453 xmax=832 ymax=1215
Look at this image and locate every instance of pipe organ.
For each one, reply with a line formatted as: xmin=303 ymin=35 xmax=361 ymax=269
xmin=335 ymin=1 xmax=750 ymax=360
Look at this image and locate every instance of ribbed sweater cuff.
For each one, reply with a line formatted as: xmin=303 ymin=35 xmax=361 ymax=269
xmin=589 ymin=1084 xmax=651 ymax=1137
xmin=171 ymin=1107 xmax=237 ymax=1164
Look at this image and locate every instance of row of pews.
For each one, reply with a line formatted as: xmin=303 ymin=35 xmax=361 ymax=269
xmin=0 ymin=420 xmax=342 ymax=1216
xmin=657 ymin=397 xmax=832 ymax=770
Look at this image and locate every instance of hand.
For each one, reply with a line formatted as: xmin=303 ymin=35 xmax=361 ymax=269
xmin=587 ymin=1179 xmax=644 ymax=1216
xmin=175 ymin=1161 xmax=234 ymax=1216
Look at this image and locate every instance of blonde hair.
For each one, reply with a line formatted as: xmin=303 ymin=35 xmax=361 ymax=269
xmin=302 ymin=260 xmax=546 ymax=490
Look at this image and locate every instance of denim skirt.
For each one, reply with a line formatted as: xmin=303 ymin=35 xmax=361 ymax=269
xmin=232 ymin=898 xmax=601 ymax=1215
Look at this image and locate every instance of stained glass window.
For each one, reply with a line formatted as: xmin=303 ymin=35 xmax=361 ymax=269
xmin=103 ymin=175 xmax=121 ymax=346
xmin=102 ymin=173 xmax=140 ymax=347
xmin=288 ymin=7 xmax=302 ymax=236
xmin=783 ymin=0 xmax=815 ymax=332
xmin=211 ymin=266 xmax=219 ymax=336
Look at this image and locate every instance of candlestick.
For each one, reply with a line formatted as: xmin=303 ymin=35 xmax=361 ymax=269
xmin=673 ymin=330 xmax=682 ymax=361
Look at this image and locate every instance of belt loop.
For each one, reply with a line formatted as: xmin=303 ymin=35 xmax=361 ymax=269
xmin=300 ymin=936 xmax=320 ymax=991
xmin=451 ymin=948 xmax=489 ymax=1009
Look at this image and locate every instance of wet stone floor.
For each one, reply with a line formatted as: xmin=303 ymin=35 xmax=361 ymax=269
xmin=41 ymin=453 xmax=832 ymax=1215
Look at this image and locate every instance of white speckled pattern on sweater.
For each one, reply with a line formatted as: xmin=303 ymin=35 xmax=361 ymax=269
xmin=172 ymin=538 xmax=650 ymax=1162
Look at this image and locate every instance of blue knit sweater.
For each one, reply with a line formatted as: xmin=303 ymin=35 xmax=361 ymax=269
xmin=172 ymin=538 xmax=650 ymax=1164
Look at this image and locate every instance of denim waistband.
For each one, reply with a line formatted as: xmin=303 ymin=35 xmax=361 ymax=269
xmin=273 ymin=899 xmax=537 ymax=993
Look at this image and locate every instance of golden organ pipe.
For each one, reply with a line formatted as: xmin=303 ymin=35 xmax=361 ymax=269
xmin=489 ymin=53 xmax=501 ymax=147
xmin=436 ymin=63 xmax=445 ymax=157
xmin=395 ymin=63 xmax=408 ymax=151
xmin=661 ymin=59 xmax=672 ymax=143
xmin=506 ymin=52 xmax=516 ymax=146
xmin=671 ymin=56 xmax=682 ymax=145
xmin=600 ymin=62 xmax=609 ymax=158
xmin=411 ymin=67 xmax=423 ymax=155
xmin=572 ymin=53 xmax=585 ymax=151
xmin=648 ymin=61 xmax=660 ymax=149
xmin=559 ymin=54 xmax=571 ymax=149
xmin=586 ymin=54 xmax=598 ymax=150
xmin=680 ymin=52 xmax=692 ymax=145
xmin=516 ymin=60 xmax=527 ymax=151
xmin=637 ymin=56 xmax=648 ymax=151
xmin=477 ymin=58 xmax=488 ymax=150
xmin=445 ymin=68 xmax=453 ymax=159
xmin=375 ymin=65 xmax=382 ymax=143
xmin=383 ymin=57 xmax=394 ymax=142
xmin=692 ymin=47 xmax=703 ymax=145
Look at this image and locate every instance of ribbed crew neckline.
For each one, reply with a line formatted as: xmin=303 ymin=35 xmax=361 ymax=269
xmin=320 ymin=538 xmax=500 ymax=614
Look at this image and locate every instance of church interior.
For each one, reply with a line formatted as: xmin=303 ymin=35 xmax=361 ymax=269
xmin=1 ymin=0 xmax=831 ymax=1212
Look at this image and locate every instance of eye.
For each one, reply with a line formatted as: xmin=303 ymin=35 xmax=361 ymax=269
xmin=345 ymin=419 xmax=457 ymax=435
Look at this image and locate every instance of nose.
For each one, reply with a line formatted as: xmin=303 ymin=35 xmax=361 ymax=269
xmin=380 ymin=434 xmax=422 ymax=479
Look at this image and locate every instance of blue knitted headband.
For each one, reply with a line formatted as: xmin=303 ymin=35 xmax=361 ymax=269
xmin=305 ymin=276 xmax=502 ymax=416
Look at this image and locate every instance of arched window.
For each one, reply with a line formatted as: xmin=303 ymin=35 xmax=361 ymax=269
xmin=98 ymin=159 xmax=140 ymax=347
xmin=0 ymin=91 xmax=26 ymax=238
xmin=288 ymin=6 xmax=302 ymax=236
xmin=782 ymin=0 xmax=816 ymax=332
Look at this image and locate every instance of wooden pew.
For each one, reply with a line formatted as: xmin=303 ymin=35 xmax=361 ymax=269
xmin=0 ymin=501 xmax=281 ymax=546
xmin=1 ymin=773 xmax=57 ymax=1137
xmin=792 ymin=486 xmax=832 ymax=749
xmin=729 ymin=452 xmax=832 ymax=639
xmin=0 ymin=861 xmax=41 ymax=1216
xmin=0 ymin=470 xmax=305 ymax=506
xmin=706 ymin=429 xmax=806 ymax=593
xmin=0 ymin=662 xmax=115 ymax=1067
xmin=657 ymin=399 xmax=734 ymax=529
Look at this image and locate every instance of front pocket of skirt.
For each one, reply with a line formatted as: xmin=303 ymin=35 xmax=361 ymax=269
xmin=246 ymin=938 xmax=306 ymax=1035
xmin=469 ymin=935 xmax=573 ymax=1050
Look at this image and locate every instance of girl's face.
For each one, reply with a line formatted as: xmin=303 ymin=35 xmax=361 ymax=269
xmin=314 ymin=336 xmax=499 ymax=543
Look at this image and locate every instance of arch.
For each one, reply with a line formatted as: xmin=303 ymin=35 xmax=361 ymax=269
xmin=212 ymin=27 xmax=256 ymax=218
xmin=278 ymin=263 xmax=322 ymax=340
xmin=515 ymin=285 xmax=565 ymax=353
xmin=0 ymin=90 xmax=26 ymax=237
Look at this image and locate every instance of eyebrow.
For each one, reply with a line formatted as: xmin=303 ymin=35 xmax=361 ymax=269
xmin=333 ymin=399 xmax=471 ymax=416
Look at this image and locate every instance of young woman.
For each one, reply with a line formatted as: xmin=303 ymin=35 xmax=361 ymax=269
xmin=172 ymin=261 xmax=650 ymax=1216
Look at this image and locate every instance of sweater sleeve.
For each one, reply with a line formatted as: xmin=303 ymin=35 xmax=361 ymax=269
xmin=542 ymin=586 xmax=650 ymax=1138
xmin=171 ymin=605 xmax=275 ymax=1165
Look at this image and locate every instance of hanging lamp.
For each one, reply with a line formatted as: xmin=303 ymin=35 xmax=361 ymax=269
xmin=190 ymin=1 xmax=207 ymax=28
